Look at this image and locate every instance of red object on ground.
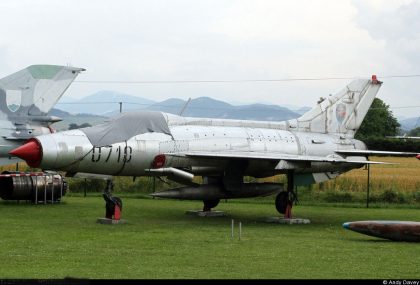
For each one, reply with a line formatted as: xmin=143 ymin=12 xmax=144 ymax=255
xmin=343 ymin=221 xmax=420 ymax=242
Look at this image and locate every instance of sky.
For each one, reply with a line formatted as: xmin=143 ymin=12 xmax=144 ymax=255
xmin=0 ymin=0 xmax=419 ymax=118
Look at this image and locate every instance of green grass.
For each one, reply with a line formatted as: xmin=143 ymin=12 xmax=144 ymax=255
xmin=0 ymin=197 xmax=419 ymax=279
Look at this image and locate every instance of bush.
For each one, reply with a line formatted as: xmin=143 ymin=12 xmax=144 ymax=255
xmin=67 ymin=178 xmax=107 ymax=193
xmin=412 ymin=191 xmax=420 ymax=203
xmin=324 ymin=191 xmax=353 ymax=203
xmin=361 ymin=137 xmax=420 ymax=152
xmin=379 ymin=189 xmax=406 ymax=203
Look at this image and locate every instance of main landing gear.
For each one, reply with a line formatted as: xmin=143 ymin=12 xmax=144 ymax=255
xmin=275 ymin=170 xmax=297 ymax=219
xmin=202 ymin=199 xmax=220 ymax=212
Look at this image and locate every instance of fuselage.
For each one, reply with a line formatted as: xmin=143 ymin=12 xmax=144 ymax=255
xmin=30 ymin=112 xmax=366 ymax=178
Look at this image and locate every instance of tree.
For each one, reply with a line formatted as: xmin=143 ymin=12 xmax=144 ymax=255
xmin=355 ymin=98 xmax=400 ymax=139
xmin=408 ymin=127 xmax=420 ymax=137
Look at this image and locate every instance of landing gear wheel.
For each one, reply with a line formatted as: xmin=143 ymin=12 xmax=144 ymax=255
xmin=203 ymin=199 xmax=220 ymax=212
xmin=275 ymin=192 xmax=288 ymax=214
xmin=275 ymin=170 xmax=297 ymax=218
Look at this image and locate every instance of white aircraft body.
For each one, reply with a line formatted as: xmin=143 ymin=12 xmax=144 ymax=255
xmin=10 ymin=76 xmax=419 ymax=215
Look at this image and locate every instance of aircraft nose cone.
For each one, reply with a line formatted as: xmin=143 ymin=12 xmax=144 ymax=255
xmin=9 ymin=138 xmax=42 ymax=167
xmin=342 ymin=222 xmax=350 ymax=229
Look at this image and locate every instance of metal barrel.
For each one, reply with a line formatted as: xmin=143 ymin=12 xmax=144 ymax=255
xmin=0 ymin=172 xmax=67 ymax=202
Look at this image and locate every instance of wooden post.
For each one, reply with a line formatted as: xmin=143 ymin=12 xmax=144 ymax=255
xmin=231 ymin=219 xmax=234 ymax=238
xmin=366 ymin=164 xmax=370 ymax=208
xmin=239 ymin=222 xmax=242 ymax=241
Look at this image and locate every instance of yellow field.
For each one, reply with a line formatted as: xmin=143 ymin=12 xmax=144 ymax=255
xmin=0 ymin=164 xmax=23 ymax=172
xmin=312 ymin=157 xmax=420 ymax=193
xmin=256 ymin=157 xmax=420 ymax=194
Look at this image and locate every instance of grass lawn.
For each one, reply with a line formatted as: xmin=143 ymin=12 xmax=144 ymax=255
xmin=0 ymin=196 xmax=419 ymax=279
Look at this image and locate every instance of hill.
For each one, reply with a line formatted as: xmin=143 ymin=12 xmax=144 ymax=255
xmin=54 ymin=91 xmax=303 ymax=124
xmin=399 ymin=117 xmax=420 ymax=133
xmin=56 ymin=91 xmax=156 ymax=115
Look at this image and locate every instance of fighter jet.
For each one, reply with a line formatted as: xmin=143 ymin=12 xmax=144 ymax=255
xmin=9 ymin=75 xmax=419 ymax=215
xmin=0 ymin=64 xmax=84 ymax=200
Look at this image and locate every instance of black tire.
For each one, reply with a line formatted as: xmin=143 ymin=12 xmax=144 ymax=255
xmin=203 ymin=199 xmax=220 ymax=211
xmin=275 ymin=192 xmax=288 ymax=214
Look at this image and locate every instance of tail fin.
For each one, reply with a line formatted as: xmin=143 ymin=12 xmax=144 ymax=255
xmin=0 ymin=65 xmax=85 ymax=116
xmin=287 ymin=76 xmax=382 ymax=137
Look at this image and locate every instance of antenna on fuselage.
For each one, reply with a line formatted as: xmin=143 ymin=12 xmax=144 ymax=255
xmin=179 ymin=98 xmax=191 ymax=116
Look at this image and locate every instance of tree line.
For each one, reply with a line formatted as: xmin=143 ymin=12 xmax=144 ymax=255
xmin=355 ymin=98 xmax=420 ymax=152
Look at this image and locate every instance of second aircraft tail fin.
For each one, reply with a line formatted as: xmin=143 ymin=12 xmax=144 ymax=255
xmin=286 ymin=76 xmax=382 ymax=137
xmin=0 ymin=65 xmax=85 ymax=117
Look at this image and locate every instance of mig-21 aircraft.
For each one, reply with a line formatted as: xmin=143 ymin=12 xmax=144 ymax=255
xmin=9 ymin=75 xmax=419 ymax=216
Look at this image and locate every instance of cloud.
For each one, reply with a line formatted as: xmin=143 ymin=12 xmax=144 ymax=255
xmin=353 ymin=0 xmax=420 ymax=71
xmin=352 ymin=0 xmax=420 ymax=118
xmin=0 ymin=0 xmax=418 ymax=117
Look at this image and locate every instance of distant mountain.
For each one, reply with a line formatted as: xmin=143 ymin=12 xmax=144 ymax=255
xmin=146 ymin=98 xmax=188 ymax=114
xmin=235 ymin=104 xmax=299 ymax=120
xmin=54 ymin=91 xmax=304 ymax=126
xmin=50 ymin=91 xmax=420 ymax=132
xmin=49 ymin=108 xmax=72 ymax=117
xmin=146 ymin=97 xmax=300 ymax=121
xmin=56 ymin=91 xmax=156 ymax=115
xmin=399 ymin=117 xmax=420 ymax=132
xmin=49 ymin=108 xmax=107 ymax=131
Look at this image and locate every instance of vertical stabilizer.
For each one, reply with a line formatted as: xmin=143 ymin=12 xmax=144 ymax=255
xmin=286 ymin=76 xmax=382 ymax=137
xmin=0 ymin=65 xmax=85 ymax=116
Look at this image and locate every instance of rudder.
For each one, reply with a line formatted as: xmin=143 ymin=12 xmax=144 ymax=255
xmin=286 ymin=76 xmax=382 ymax=137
